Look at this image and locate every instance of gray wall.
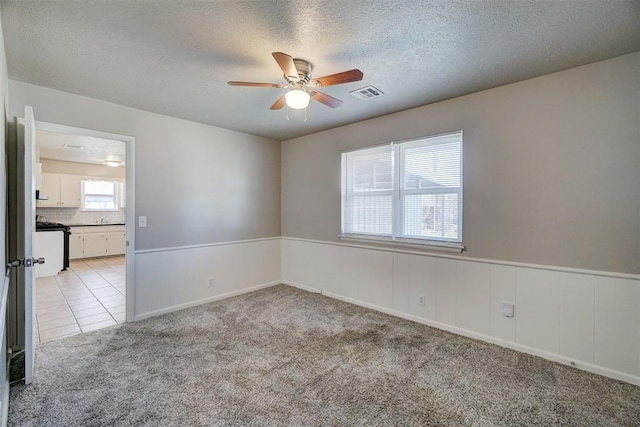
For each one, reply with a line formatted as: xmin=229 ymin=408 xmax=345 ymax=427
xmin=282 ymin=53 xmax=640 ymax=275
xmin=9 ymin=81 xmax=281 ymax=250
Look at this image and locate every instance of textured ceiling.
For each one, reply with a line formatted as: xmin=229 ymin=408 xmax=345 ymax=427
xmin=2 ymin=1 xmax=639 ymax=141
xmin=37 ymin=130 xmax=126 ymax=167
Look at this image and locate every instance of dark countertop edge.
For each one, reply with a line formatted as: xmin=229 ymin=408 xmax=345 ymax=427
xmin=67 ymin=223 xmax=126 ymax=227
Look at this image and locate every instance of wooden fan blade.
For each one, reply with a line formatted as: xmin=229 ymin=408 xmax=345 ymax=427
xmin=228 ymin=81 xmax=284 ymax=88
xmin=272 ymin=52 xmax=298 ymax=80
xmin=310 ymin=91 xmax=343 ymax=108
xmin=270 ymin=94 xmax=287 ymax=110
xmin=309 ymin=69 xmax=363 ymax=87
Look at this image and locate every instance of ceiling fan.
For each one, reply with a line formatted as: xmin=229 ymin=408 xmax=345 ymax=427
xmin=228 ymin=52 xmax=364 ymax=110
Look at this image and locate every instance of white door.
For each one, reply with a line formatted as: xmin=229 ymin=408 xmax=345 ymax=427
xmin=22 ymin=106 xmax=37 ymax=385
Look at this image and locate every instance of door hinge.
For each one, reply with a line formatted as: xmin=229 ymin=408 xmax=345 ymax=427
xmin=7 ymin=258 xmax=45 ymax=269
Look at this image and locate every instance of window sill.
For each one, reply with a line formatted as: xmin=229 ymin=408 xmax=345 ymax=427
xmin=80 ymin=208 xmax=120 ymax=212
xmin=338 ymin=234 xmax=465 ymax=254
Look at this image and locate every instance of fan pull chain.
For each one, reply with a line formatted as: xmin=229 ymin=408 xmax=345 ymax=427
xmin=284 ymin=106 xmax=308 ymax=122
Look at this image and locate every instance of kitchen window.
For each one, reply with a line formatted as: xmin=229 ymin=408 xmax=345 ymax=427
xmin=81 ymin=180 xmax=119 ymax=211
xmin=340 ymin=131 xmax=463 ymax=251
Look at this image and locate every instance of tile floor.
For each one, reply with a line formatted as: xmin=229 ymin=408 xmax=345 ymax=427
xmin=35 ymin=255 xmax=126 ymax=343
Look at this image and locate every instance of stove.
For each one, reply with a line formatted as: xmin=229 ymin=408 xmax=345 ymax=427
xmin=36 ymin=221 xmax=67 ymax=229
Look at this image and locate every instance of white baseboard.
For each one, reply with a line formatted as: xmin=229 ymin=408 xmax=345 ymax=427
xmin=281 ymin=238 xmax=640 ymax=386
xmin=281 ymin=280 xmax=321 ymax=294
xmin=134 ymin=281 xmax=281 ymax=321
xmin=280 ymin=279 xmax=639 ymax=386
xmin=317 ymin=288 xmax=640 ymax=387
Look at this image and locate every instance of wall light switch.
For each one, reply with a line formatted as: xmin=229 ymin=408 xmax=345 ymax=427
xmin=138 ymin=216 xmax=147 ymax=227
xmin=502 ymin=302 xmax=515 ymax=318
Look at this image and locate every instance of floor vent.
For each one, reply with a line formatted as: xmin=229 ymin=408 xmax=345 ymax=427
xmin=350 ymin=86 xmax=384 ymax=100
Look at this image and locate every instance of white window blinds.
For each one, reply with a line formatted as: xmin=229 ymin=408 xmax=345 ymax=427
xmin=342 ymin=131 xmax=462 ymax=243
xmin=342 ymin=144 xmax=394 ymax=236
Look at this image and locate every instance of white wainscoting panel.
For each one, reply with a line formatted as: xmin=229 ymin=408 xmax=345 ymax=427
xmin=370 ymin=250 xmax=393 ymax=308
xmin=515 ymin=268 xmax=561 ymax=354
xmin=489 ymin=264 xmax=516 ymax=342
xmin=435 ymin=258 xmax=457 ymax=325
xmin=559 ymin=272 xmax=595 ymax=363
xmin=456 ymin=261 xmax=491 ymax=336
xmin=281 ymin=237 xmax=640 ymax=385
xmin=407 ymin=255 xmax=437 ymax=320
xmin=594 ymin=276 xmax=640 ymax=376
xmin=392 ymin=253 xmax=410 ymax=313
xmin=134 ymin=238 xmax=280 ymax=319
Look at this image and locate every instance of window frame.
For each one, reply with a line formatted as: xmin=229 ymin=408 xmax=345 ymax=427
xmin=340 ymin=131 xmax=464 ymax=252
xmin=81 ymin=179 xmax=120 ymax=212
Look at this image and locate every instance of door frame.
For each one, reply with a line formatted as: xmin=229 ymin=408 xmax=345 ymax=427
xmin=34 ymin=121 xmax=136 ymax=322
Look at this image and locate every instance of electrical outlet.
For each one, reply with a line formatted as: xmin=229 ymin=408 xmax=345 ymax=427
xmin=502 ymin=302 xmax=515 ymax=318
xmin=418 ymin=295 xmax=425 ymax=306
xmin=208 ymin=278 xmax=215 ymax=288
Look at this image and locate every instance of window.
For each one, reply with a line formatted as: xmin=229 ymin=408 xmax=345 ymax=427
xmin=82 ymin=180 xmax=119 ymax=211
xmin=341 ymin=131 xmax=462 ymax=246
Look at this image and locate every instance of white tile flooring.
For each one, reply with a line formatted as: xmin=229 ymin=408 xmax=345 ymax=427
xmin=35 ymin=255 xmax=126 ymax=343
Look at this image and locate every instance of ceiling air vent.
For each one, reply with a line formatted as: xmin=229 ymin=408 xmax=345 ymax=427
xmin=63 ymin=144 xmax=84 ymax=149
xmin=350 ymin=86 xmax=384 ymax=100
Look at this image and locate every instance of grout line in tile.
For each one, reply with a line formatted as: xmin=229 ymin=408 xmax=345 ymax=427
xmin=36 ymin=255 xmax=126 ymax=343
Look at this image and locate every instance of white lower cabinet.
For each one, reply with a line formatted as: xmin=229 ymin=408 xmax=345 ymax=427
xmin=69 ymin=232 xmax=84 ymax=260
xmin=106 ymin=230 xmax=126 ymax=255
xmin=83 ymin=232 xmax=107 ymax=258
xmin=69 ymin=225 xmax=126 ymax=259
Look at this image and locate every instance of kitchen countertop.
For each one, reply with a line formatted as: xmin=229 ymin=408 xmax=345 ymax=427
xmin=67 ymin=223 xmax=126 ymax=227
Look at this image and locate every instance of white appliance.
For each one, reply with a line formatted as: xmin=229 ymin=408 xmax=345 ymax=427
xmin=34 ymin=231 xmax=64 ymax=277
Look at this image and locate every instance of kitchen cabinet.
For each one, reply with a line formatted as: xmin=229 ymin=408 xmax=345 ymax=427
xmin=59 ymin=174 xmax=82 ymax=206
xmin=83 ymin=232 xmax=106 ymax=258
xmin=69 ymin=225 xmax=126 ymax=258
xmin=106 ymin=230 xmax=126 ymax=255
xmin=38 ymin=173 xmax=81 ymax=207
xmin=69 ymin=230 xmax=84 ymax=260
xmin=38 ymin=173 xmax=60 ymax=207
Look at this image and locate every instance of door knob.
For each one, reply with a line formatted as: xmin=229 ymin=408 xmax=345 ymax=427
xmin=6 ymin=257 xmax=45 ymax=268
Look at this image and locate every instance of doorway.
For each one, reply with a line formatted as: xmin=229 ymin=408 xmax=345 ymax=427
xmin=32 ymin=121 xmax=135 ymax=343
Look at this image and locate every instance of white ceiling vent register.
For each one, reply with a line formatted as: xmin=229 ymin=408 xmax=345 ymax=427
xmin=350 ymin=86 xmax=384 ymax=100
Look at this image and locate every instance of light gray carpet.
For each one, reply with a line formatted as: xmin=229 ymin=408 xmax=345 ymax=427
xmin=8 ymin=284 xmax=640 ymax=426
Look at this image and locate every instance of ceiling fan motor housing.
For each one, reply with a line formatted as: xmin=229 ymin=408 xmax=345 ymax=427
xmin=291 ymin=59 xmax=312 ymax=84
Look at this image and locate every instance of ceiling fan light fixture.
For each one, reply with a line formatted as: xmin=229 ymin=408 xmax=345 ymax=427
xmin=228 ymin=52 xmax=363 ymax=111
xmin=105 ymin=160 xmax=120 ymax=168
xmin=285 ymin=89 xmax=310 ymax=109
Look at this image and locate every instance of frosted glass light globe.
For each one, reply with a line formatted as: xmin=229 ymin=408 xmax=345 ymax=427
xmin=285 ymin=89 xmax=311 ymax=109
